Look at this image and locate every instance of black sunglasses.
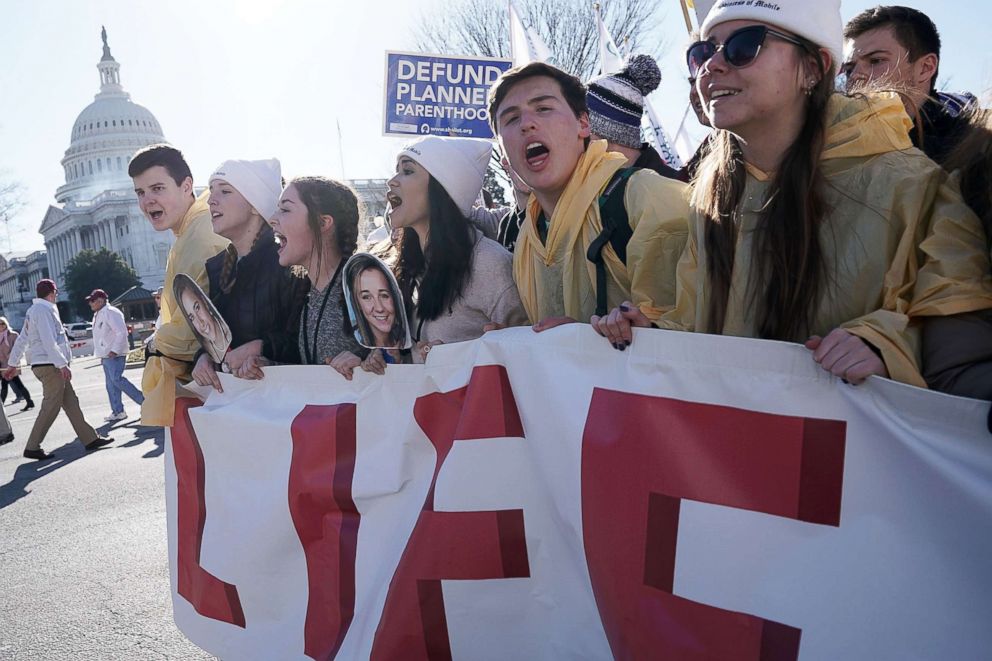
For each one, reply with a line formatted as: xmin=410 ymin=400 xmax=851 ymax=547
xmin=686 ymin=25 xmax=805 ymax=78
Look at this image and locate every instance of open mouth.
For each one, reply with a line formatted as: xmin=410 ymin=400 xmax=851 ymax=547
xmin=710 ymin=89 xmax=740 ymax=100
xmin=525 ymin=142 xmax=550 ymax=169
xmin=387 ymin=193 xmax=402 ymax=209
xmin=149 ymin=210 xmax=164 ymax=221
xmin=211 ymin=212 xmax=223 ymax=219
xmin=273 ymin=231 xmax=287 ymax=251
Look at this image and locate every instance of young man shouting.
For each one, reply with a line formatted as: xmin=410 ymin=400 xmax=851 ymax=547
xmin=487 ymin=62 xmax=690 ymax=341
xmin=129 ymin=144 xmax=228 ymax=426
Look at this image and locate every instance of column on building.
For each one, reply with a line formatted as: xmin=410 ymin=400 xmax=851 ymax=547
xmin=45 ymin=242 xmax=55 ymax=284
xmin=60 ymin=234 xmax=69 ymax=278
xmin=59 ymin=235 xmax=67 ymax=278
xmin=52 ymin=236 xmax=62 ymax=282
xmin=57 ymin=233 xmax=66 ymax=277
xmin=48 ymin=239 xmax=57 ymax=282
xmin=57 ymin=235 xmax=65 ymax=278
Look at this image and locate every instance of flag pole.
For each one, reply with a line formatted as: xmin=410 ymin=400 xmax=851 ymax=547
xmin=679 ymin=0 xmax=694 ymax=35
xmin=508 ymin=1 xmax=515 ymax=63
xmin=337 ymin=119 xmax=346 ymax=181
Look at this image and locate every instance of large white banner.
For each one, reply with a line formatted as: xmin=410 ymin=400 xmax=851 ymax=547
xmin=165 ymin=326 xmax=992 ymax=660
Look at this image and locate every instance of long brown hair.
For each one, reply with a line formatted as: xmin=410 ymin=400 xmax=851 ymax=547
xmin=694 ymin=37 xmax=835 ymax=340
xmin=394 ymin=176 xmax=474 ymax=324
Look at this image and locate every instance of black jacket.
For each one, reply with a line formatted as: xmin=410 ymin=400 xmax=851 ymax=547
xmin=632 ymin=143 xmax=682 ymax=181
xmin=497 ymin=206 xmax=527 ymax=253
xmin=914 ymin=97 xmax=969 ymax=166
xmin=205 ymin=227 xmax=310 ymax=364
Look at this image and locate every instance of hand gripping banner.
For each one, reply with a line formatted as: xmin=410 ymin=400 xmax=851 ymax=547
xmin=165 ymin=326 xmax=992 ymax=660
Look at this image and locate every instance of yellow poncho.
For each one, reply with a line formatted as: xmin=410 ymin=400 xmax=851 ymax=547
xmin=655 ymin=93 xmax=992 ymax=387
xmin=141 ymin=191 xmax=229 ymax=425
xmin=513 ymin=140 xmax=690 ymax=324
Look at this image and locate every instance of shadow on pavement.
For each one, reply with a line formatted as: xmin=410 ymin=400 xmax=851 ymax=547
xmin=0 ymin=422 xmax=166 ymax=509
xmin=111 ymin=422 xmax=164 ymax=459
xmin=0 ymin=441 xmax=104 ymax=510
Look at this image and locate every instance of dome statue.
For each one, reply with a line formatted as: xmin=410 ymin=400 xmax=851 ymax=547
xmin=56 ymin=28 xmax=167 ymax=204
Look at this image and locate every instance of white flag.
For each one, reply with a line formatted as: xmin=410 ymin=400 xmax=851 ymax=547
xmin=595 ymin=6 xmax=624 ymax=74
xmin=595 ymin=8 xmax=682 ymax=168
xmin=672 ymin=104 xmax=699 ymax=165
xmin=508 ymin=1 xmax=552 ymax=67
xmin=643 ymin=99 xmax=684 ymax=169
xmin=685 ymin=0 xmax=716 ymax=26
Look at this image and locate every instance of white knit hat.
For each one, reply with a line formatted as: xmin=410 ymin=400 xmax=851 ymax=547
xmin=209 ymin=158 xmax=282 ymax=221
xmin=398 ymin=137 xmax=493 ymax=217
xmin=701 ymin=0 xmax=843 ymax=72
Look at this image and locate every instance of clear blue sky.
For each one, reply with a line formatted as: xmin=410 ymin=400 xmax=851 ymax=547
xmin=1 ymin=0 xmax=989 ymax=254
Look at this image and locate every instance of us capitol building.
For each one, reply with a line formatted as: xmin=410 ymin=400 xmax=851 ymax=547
xmin=0 ymin=28 xmax=391 ymax=326
xmin=0 ymin=28 xmax=173 ymax=326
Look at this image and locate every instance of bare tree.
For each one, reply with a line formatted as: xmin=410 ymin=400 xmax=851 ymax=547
xmin=414 ymin=0 xmax=665 ymax=81
xmin=0 ymin=179 xmax=26 ymax=251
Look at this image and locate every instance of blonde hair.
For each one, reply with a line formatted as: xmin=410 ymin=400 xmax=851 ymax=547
xmin=0 ymin=317 xmax=10 ymax=327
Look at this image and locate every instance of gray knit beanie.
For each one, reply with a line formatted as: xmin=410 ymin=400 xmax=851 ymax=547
xmin=586 ymin=54 xmax=661 ymax=149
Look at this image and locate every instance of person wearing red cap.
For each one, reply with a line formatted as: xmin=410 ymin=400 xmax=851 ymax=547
xmin=3 ymin=279 xmax=111 ymax=461
xmin=87 ymin=288 xmax=144 ymax=423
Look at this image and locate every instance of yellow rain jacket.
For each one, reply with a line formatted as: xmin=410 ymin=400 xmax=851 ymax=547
xmin=513 ymin=139 xmax=690 ymax=324
xmin=655 ymin=93 xmax=992 ymax=387
xmin=141 ymin=191 xmax=229 ymax=425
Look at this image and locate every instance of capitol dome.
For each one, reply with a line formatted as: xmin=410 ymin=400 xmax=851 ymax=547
xmin=56 ymin=28 xmax=166 ymax=204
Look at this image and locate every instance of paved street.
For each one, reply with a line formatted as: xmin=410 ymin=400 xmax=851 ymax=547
xmin=0 ymin=358 xmax=212 ymax=660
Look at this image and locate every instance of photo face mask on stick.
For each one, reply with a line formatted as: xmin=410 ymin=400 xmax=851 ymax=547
xmin=173 ymin=273 xmax=232 ymax=364
xmin=342 ymin=253 xmax=412 ymax=351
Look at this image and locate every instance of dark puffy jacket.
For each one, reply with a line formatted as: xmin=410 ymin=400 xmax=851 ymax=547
xmin=914 ymin=97 xmax=970 ymax=165
xmin=632 ymin=143 xmax=682 ymax=181
xmin=205 ymin=227 xmax=310 ymax=364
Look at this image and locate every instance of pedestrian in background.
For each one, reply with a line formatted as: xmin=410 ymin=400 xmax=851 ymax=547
xmin=4 ymin=279 xmax=111 ymax=461
xmin=88 ymin=288 xmax=144 ymax=422
xmin=0 ymin=316 xmax=35 ymax=411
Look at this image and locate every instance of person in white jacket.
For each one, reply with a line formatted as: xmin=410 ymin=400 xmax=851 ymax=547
xmin=87 ymin=288 xmax=144 ymax=422
xmin=4 ymin=279 xmax=111 ymax=461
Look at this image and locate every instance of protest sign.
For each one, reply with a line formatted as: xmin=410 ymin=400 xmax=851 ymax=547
xmin=173 ymin=273 xmax=231 ymax=365
xmin=383 ymin=51 xmax=511 ymax=139
xmin=166 ymin=326 xmax=992 ymax=660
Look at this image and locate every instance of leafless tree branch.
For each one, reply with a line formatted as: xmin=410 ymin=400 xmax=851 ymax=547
xmin=0 ymin=179 xmax=26 ymax=227
xmin=414 ymin=0 xmax=666 ymax=81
